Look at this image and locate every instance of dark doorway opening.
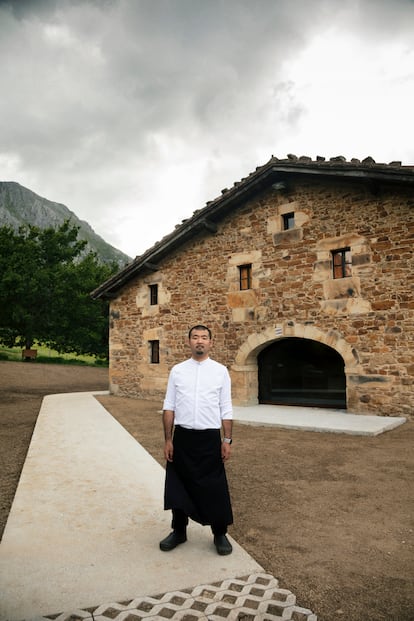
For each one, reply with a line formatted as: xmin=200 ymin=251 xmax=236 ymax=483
xmin=258 ymin=338 xmax=346 ymax=408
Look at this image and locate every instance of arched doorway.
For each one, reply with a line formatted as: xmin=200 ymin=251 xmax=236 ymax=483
xmin=258 ymin=337 xmax=346 ymax=408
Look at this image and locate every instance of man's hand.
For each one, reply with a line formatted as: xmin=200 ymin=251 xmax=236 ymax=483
xmin=163 ymin=410 xmax=175 ymax=462
xmin=221 ymin=420 xmax=232 ymax=462
xmin=221 ymin=441 xmax=231 ymax=462
xmin=164 ymin=439 xmax=174 ymax=462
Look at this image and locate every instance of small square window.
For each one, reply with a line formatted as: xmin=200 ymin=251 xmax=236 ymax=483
xmin=239 ymin=264 xmax=252 ymax=290
xmin=149 ymin=340 xmax=160 ymax=364
xmin=332 ymin=248 xmax=352 ymax=279
xmin=149 ymin=284 xmax=158 ymax=305
xmin=282 ymin=212 xmax=295 ymax=230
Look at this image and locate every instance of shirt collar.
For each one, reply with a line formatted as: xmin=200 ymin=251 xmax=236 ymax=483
xmin=190 ymin=356 xmax=210 ymax=365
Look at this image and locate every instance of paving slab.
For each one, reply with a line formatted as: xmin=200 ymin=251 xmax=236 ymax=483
xmin=234 ymin=404 xmax=406 ymax=435
xmin=2 ymin=392 xmax=404 ymax=620
xmin=0 ymin=392 xmax=263 ymax=621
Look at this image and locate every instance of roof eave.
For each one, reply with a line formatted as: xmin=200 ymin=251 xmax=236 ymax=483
xmin=91 ymin=158 xmax=414 ymax=300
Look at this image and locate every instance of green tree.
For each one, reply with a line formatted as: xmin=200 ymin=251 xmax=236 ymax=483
xmin=0 ymin=222 xmax=116 ymax=358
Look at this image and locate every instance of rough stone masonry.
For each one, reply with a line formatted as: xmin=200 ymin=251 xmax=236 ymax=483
xmin=93 ymin=156 xmax=414 ymax=418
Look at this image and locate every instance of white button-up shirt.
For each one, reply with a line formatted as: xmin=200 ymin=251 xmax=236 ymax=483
xmin=163 ymin=357 xmax=233 ymax=430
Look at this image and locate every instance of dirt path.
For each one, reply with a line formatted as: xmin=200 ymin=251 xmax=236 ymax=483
xmin=1 ymin=362 xmax=413 ymax=621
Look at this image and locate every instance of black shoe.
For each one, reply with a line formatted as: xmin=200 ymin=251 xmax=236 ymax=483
xmin=159 ymin=530 xmax=187 ymax=551
xmin=214 ymin=534 xmax=232 ymax=555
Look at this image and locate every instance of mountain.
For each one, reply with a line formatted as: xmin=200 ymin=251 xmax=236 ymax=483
xmin=0 ymin=181 xmax=131 ymax=267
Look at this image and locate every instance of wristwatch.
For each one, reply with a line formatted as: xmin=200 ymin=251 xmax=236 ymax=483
xmin=223 ymin=437 xmax=232 ymax=444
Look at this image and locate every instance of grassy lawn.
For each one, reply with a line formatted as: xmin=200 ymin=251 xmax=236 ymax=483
xmin=0 ymin=344 xmax=107 ymax=366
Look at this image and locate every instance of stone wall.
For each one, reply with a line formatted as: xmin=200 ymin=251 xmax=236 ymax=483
xmin=108 ymin=176 xmax=414 ymax=417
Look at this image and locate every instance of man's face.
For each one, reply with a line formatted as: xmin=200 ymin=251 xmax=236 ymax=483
xmin=189 ymin=329 xmax=212 ymax=360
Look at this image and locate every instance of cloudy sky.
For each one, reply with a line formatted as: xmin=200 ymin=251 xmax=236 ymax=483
xmin=1 ymin=0 xmax=413 ymax=258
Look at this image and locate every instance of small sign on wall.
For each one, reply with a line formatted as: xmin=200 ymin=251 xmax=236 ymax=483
xmin=275 ymin=325 xmax=283 ymax=336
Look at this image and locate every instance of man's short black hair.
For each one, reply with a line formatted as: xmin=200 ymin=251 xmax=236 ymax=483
xmin=188 ymin=325 xmax=212 ymax=339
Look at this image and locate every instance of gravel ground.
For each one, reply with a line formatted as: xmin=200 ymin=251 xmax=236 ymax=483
xmin=1 ymin=361 xmax=413 ymax=621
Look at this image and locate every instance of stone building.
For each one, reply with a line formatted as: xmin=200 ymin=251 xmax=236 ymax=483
xmin=92 ymin=155 xmax=414 ymax=418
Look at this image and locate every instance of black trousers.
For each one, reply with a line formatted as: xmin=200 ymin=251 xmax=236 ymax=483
xmin=164 ymin=426 xmax=233 ymax=535
xmin=172 ymin=507 xmax=228 ymax=536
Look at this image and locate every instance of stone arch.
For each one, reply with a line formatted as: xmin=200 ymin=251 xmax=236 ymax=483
xmin=230 ymin=322 xmax=361 ymax=407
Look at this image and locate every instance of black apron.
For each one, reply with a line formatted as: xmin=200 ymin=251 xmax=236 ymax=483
xmin=164 ymin=425 xmax=233 ymax=527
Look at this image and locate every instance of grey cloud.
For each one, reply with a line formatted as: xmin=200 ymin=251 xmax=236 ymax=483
xmin=0 ymin=0 xmax=412 ymax=256
xmin=1 ymin=0 xmax=411 ymax=152
xmin=1 ymin=1 xmax=312 ymax=166
xmin=0 ymin=0 xmax=58 ymax=18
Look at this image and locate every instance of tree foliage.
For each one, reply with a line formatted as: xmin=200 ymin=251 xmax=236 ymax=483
xmin=0 ymin=221 xmax=116 ymax=358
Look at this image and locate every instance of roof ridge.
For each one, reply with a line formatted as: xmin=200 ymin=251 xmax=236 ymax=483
xmin=268 ymin=154 xmax=404 ymax=167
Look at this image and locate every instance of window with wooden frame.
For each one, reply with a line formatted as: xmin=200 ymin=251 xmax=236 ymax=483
xmin=282 ymin=212 xmax=295 ymax=230
xmin=149 ymin=284 xmax=158 ymax=305
xmin=332 ymin=248 xmax=352 ymax=279
xmin=149 ymin=340 xmax=160 ymax=364
xmin=239 ymin=264 xmax=252 ymax=290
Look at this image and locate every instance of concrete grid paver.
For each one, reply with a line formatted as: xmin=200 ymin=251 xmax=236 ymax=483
xmin=33 ymin=573 xmax=317 ymax=621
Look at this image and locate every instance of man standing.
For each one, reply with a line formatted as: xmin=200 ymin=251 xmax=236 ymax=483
xmin=160 ymin=325 xmax=234 ymax=555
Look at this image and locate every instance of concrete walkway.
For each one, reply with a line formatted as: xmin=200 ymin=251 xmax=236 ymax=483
xmin=0 ymin=393 xmax=405 ymax=620
xmin=233 ymin=404 xmax=406 ymax=436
